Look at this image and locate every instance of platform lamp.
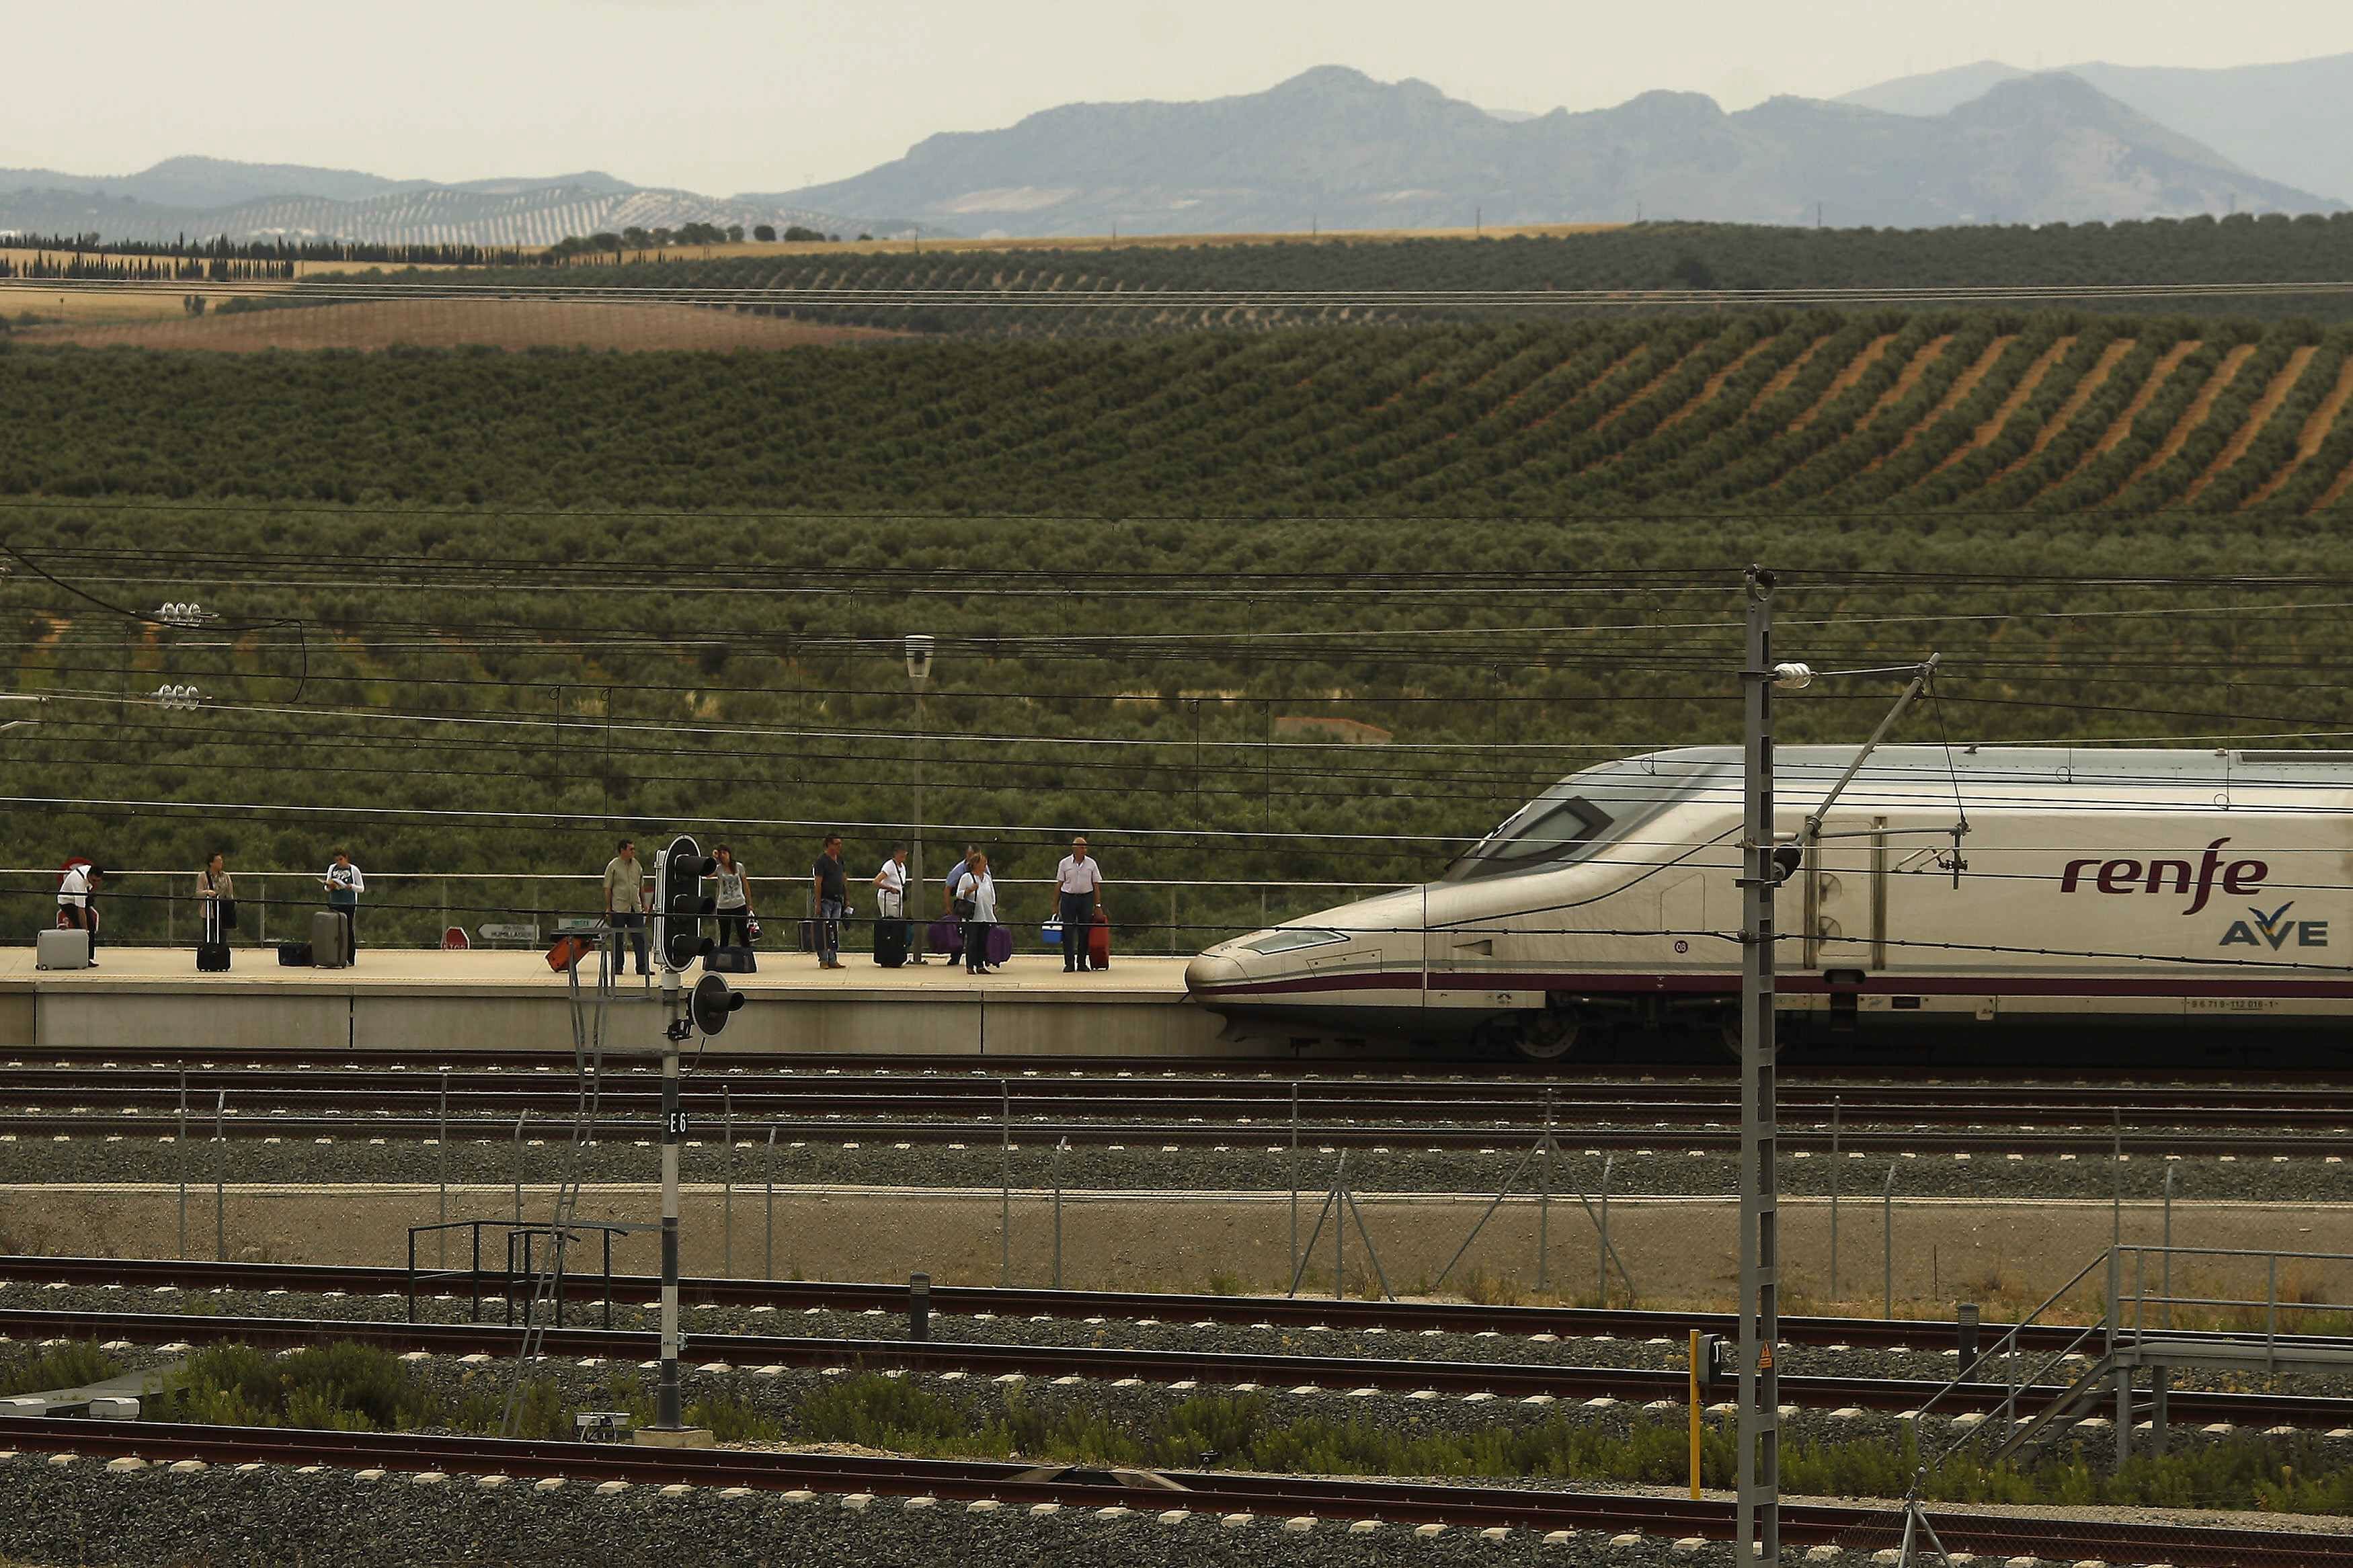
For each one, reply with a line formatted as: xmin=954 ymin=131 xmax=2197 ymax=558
xmin=906 ymin=634 xmax=936 ymax=949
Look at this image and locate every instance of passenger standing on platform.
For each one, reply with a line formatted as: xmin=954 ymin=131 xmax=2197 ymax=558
xmin=1055 ymin=835 xmax=1105 ymax=974
xmin=812 ymin=833 xmax=848 ymax=970
xmin=873 ymin=844 xmax=918 ymax=962
xmin=941 ymin=846 xmax=975 ymax=966
xmin=602 ymin=838 xmax=649 ymax=975
xmin=322 ymin=851 xmax=364 ymax=966
xmin=712 ymin=845 xmax=754 ymax=948
xmin=953 ymin=851 xmax=998 ymax=975
xmin=198 ymin=852 xmax=237 ymax=948
xmin=56 ymin=862 xmax=102 ymax=964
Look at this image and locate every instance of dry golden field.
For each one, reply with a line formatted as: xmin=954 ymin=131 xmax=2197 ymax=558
xmin=15 ymin=297 xmax=903 ymax=352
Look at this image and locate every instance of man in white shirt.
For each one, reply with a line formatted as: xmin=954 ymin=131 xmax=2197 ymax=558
xmin=872 ymin=844 xmax=921 ymax=964
xmin=1055 ymin=836 xmax=1105 ymax=973
xmin=56 ymin=862 xmax=103 ymax=964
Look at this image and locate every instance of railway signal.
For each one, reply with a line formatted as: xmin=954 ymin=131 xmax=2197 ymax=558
xmin=656 ymin=835 xmax=716 ymax=971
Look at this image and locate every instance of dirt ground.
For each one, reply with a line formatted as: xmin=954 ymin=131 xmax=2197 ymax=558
xmin=5 ymin=1187 xmax=2341 ymax=1321
xmin=13 ymin=298 xmax=904 ymax=352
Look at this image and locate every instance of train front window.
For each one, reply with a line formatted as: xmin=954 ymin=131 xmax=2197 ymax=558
xmin=1443 ymin=793 xmax=1616 ymax=882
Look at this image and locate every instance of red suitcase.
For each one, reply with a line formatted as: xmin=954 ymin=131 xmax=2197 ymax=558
xmin=1089 ymin=910 xmax=1111 ymax=970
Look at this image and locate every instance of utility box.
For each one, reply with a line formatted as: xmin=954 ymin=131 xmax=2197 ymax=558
xmin=575 ymin=1411 xmax=633 ymax=1444
xmin=85 ymin=1397 xmax=141 ymax=1421
xmin=36 ymin=928 xmax=90 ymax=971
xmin=311 ymin=910 xmax=349 ymax=968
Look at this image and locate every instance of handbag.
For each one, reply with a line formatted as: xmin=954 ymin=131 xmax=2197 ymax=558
xmin=219 ymin=899 xmax=239 ymax=932
xmin=954 ymin=897 xmax=977 ymax=920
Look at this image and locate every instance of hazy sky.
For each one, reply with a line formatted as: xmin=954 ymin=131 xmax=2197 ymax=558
xmin=9 ymin=0 xmax=2350 ymax=194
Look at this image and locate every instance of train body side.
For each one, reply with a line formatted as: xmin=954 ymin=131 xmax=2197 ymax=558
xmin=1185 ymin=746 xmax=2353 ymax=1049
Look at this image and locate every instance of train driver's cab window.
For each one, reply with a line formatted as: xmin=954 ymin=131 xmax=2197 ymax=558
xmin=1443 ymin=794 xmax=1615 ymax=882
xmin=1242 ymin=928 xmax=1348 ymax=955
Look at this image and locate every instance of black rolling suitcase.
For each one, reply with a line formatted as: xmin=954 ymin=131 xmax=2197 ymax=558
xmin=706 ymin=946 xmax=757 ymax=974
xmin=874 ymin=919 xmax=908 ymax=969
xmin=278 ymin=942 xmax=312 ymax=966
xmin=196 ymin=942 xmax=231 ymax=972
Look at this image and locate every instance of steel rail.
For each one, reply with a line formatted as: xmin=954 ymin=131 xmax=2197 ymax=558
xmin=13 ymin=1043 xmax=2353 ymax=1087
xmin=8 ymin=1257 xmax=2350 ymax=1364
xmin=5 ymin=1108 xmax=2343 ymax=1153
xmin=0 ymin=1414 xmax=2344 ymax=1563
xmin=9 ymin=1072 xmax=2353 ymax=1128
xmin=13 ymin=1307 xmax=2353 ymax=1426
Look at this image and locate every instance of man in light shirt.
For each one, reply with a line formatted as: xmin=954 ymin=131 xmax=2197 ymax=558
xmin=602 ymin=837 xmax=649 ymax=976
xmin=1055 ymin=835 xmax=1105 ymax=974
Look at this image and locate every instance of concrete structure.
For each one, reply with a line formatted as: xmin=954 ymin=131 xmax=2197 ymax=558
xmin=0 ymin=950 xmax=1225 ymax=1057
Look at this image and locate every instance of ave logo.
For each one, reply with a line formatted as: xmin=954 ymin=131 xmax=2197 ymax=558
xmin=2219 ymin=902 xmax=2328 ymax=950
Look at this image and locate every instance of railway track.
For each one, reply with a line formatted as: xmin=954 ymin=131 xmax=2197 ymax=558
xmin=13 ymin=1255 xmax=2353 ymax=1363
xmin=7 ymin=1107 xmax=2346 ymax=1153
xmin=11 ymin=1307 xmax=2352 ymax=1427
xmin=1 ymin=1413 xmax=2344 ymax=1564
xmin=10 ymin=1069 xmax=2353 ymax=1129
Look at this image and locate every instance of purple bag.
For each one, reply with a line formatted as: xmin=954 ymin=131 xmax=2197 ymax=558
xmin=987 ymin=925 xmax=1014 ymax=965
xmin=928 ymin=915 xmax=961 ymax=953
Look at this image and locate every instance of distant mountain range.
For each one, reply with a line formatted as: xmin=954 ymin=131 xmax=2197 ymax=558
xmin=1838 ymin=54 xmax=2353 ymax=204
xmin=0 ymin=155 xmax=913 ymax=248
xmin=4 ymin=60 xmax=2344 ymax=249
xmin=776 ymin=65 xmax=2335 ymax=237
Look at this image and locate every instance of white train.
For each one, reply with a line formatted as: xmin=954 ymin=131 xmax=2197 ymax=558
xmin=1183 ymin=745 xmax=2353 ymax=1057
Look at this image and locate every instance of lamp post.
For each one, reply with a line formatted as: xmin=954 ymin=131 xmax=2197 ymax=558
xmin=906 ymin=634 xmax=935 ymax=950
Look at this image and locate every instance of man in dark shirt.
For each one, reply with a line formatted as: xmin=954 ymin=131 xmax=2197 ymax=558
xmin=811 ymin=833 xmax=849 ymax=969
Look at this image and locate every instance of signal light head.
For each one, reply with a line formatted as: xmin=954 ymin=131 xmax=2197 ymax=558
xmin=690 ymin=973 xmax=747 ymax=1036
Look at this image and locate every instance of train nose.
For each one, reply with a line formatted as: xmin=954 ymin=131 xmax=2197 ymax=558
xmin=1185 ymin=952 xmax=1246 ymax=997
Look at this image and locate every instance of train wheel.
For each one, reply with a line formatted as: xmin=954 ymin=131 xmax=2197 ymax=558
xmin=1512 ymin=1012 xmax=1581 ymax=1063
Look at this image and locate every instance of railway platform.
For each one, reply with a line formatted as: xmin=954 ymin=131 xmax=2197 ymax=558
xmin=0 ymin=948 xmax=1219 ymax=1057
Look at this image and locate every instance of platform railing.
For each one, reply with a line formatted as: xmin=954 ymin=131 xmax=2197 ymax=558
xmin=3 ymin=868 xmax=1411 ymax=956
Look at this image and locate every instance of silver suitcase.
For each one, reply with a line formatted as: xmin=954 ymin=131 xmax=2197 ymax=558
xmin=36 ymin=927 xmax=90 ymax=970
xmin=311 ymin=909 xmax=349 ymax=968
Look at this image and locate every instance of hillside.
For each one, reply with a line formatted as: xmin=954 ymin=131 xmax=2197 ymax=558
xmin=245 ymin=215 xmax=2353 ymax=336
xmin=777 ymin=66 xmax=2336 ymax=235
xmin=1841 ymin=55 xmax=2353 ymax=204
xmin=6 ymin=315 xmax=2352 ymax=514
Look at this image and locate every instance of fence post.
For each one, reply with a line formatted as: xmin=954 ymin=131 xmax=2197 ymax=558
xmin=258 ymin=875 xmax=267 ymax=946
xmin=999 ymin=1079 xmax=1011 ymax=1287
xmin=437 ymin=1080 xmax=449 ymax=1268
xmin=1882 ymin=1159 xmax=1896 ymax=1320
xmin=2161 ymin=1164 xmax=2176 ymax=1330
xmin=1288 ymin=1083 xmax=1300 ymax=1289
xmin=723 ymin=1087 xmax=735 ymax=1279
xmin=764 ymin=1126 xmax=777 ymax=1280
xmin=1053 ymin=1137 xmax=1068 ymax=1290
xmin=1536 ymin=1091 xmax=1552 ymax=1294
xmin=176 ymin=1071 xmax=188 ymax=1260
xmin=513 ymin=1112 xmax=526 ymax=1226
xmin=1829 ymin=1098 xmax=1841 ymax=1301
xmin=1598 ymin=1153 xmax=1613 ymax=1307
xmin=2112 ymin=1108 xmax=2123 ymax=1257
xmin=214 ymin=1089 xmax=227 ymax=1262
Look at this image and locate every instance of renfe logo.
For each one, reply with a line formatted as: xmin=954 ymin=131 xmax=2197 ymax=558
xmin=2059 ymin=838 xmax=2268 ymax=916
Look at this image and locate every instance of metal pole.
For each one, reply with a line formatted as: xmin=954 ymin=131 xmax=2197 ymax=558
xmin=1598 ymin=1153 xmax=1613 ymax=1307
xmin=1288 ymin=1083 xmax=1300 ymax=1287
xmin=1829 ymin=1098 xmax=1840 ymax=1302
xmin=1053 ymin=1137 xmax=1068 ymax=1290
xmin=764 ymin=1126 xmax=777 ymax=1281
xmin=912 ymin=680 xmax=926 ymax=958
xmin=2112 ymin=1108 xmax=2123 ymax=1260
xmin=437 ymin=1081 xmax=448 ymax=1269
xmin=655 ymin=973 xmax=684 ymax=1430
xmin=1736 ymin=565 xmax=1781 ymax=1561
xmin=1883 ymin=1161 xmax=1896 ymax=1320
xmin=1333 ymin=1152 xmax=1346 ymax=1301
xmin=213 ymin=1089 xmax=226 ymax=1262
xmin=512 ymin=1112 xmax=526 ymax=1227
xmin=2162 ymin=1163 xmax=2176 ymax=1330
xmin=999 ymin=1079 xmax=1011 ymax=1287
xmin=723 ymin=1087 xmax=735 ymax=1279
xmin=176 ymin=1071 xmax=188 ymax=1260
xmin=1537 ymin=1093 xmax=1551 ymax=1295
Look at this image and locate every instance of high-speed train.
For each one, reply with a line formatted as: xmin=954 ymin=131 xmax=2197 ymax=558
xmin=1183 ymin=745 xmax=2353 ymax=1058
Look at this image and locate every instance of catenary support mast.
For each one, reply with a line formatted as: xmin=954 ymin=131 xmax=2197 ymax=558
xmin=1737 ymin=565 xmax=1782 ymax=1559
